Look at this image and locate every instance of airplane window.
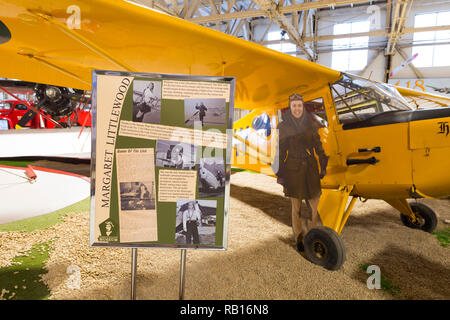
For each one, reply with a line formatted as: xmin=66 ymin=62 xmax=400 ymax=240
xmin=0 ymin=102 xmax=11 ymax=110
xmin=331 ymin=73 xmax=410 ymax=125
xmin=251 ymin=113 xmax=271 ymax=137
xmin=15 ymin=104 xmax=28 ymax=111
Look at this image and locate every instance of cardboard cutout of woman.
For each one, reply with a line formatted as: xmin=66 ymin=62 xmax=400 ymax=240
xmin=276 ymin=94 xmax=329 ymax=251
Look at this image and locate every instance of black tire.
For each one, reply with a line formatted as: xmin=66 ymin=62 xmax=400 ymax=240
xmin=400 ymin=202 xmax=438 ymax=233
xmin=296 ymin=233 xmax=305 ymax=252
xmin=304 ymin=226 xmax=346 ymax=271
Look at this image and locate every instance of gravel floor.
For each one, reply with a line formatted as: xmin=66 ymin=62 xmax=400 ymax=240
xmin=1 ymin=171 xmax=449 ymax=300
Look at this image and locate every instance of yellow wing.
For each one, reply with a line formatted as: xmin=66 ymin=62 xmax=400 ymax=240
xmin=396 ymin=86 xmax=450 ymax=109
xmin=0 ymin=0 xmax=340 ymax=110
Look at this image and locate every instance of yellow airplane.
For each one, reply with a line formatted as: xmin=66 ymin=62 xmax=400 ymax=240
xmin=1 ymin=0 xmax=450 ymax=270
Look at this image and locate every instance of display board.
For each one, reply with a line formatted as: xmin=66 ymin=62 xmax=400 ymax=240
xmin=90 ymin=70 xmax=235 ymax=250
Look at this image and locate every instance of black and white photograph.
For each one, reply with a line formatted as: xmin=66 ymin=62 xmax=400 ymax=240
xmin=119 ymin=181 xmax=156 ymax=211
xmin=175 ymin=199 xmax=217 ymax=245
xmin=184 ymin=98 xmax=226 ymax=127
xmin=198 ymin=157 xmax=225 ymax=198
xmin=132 ymin=80 xmax=161 ymax=123
xmin=155 ymin=139 xmax=196 ymax=170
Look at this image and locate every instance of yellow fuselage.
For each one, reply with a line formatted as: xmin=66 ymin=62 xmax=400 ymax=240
xmin=232 ymin=93 xmax=450 ymax=201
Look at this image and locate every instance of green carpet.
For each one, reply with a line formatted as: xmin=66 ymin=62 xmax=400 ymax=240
xmin=0 ymin=197 xmax=90 ymax=300
xmin=0 ymin=241 xmax=52 ymax=300
xmin=0 ymin=160 xmax=35 ymax=168
xmin=433 ymin=228 xmax=450 ymax=248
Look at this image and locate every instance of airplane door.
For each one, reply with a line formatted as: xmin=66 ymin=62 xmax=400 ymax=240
xmin=334 ymin=121 xmax=413 ymax=199
xmin=329 ymin=82 xmax=414 ymax=199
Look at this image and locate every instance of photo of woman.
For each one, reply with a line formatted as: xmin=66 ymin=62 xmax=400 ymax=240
xmin=276 ymin=93 xmax=329 ymax=252
xmin=182 ymin=201 xmax=202 ymax=244
xmin=132 ymin=80 xmax=161 ymax=124
xmin=175 ymin=199 xmax=217 ymax=245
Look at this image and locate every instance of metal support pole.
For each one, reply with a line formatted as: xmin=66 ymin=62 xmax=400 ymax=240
xmin=131 ymin=248 xmax=138 ymax=300
xmin=179 ymin=249 xmax=187 ymax=300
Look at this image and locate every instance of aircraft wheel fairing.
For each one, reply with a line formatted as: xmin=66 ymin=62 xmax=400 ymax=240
xmin=304 ymin=226 xmax=346 ymax=271
xmin=400 ymin=202 xmax=438 ymax=233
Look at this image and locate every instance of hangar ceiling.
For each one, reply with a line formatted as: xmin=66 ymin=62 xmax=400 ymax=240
xmin=130 ymin=0 xmax=450 ymax=72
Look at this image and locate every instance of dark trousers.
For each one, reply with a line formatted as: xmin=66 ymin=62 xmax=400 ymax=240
xmin=185 ymin=220 xmax=200 ymax=244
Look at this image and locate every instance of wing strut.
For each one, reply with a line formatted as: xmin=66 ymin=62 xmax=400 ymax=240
xmin=17 ymin=52 xmax=90 ymax=86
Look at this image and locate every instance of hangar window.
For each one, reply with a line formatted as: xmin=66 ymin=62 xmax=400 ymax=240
xmin=412 ymin=11 xmax=450 ymax=67
xmin=331 ymin=73 xmax=410 ymax=126
xmin=331 ymin=20 xmax=369 ymax=71
xmin=266 ymin=31 xmax=297 ymax=56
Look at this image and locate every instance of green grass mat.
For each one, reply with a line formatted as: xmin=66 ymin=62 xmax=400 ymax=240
xmin=0 ymin=241 xmax=52 ymax=300
xmin=0 ymin=160 xmax=35 ymax=168
xmin=433 ymin=228 xmax=449 ymax=248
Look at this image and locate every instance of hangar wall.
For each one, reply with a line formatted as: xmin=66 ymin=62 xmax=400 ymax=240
xmin=315 ymin=3 xmax=387 ymax=82
xmin=393 ymin=0 xmax=450 ymax=79
xmin=236 ymin=0 xmax=450 ymax=84
xmin=318 ymin=0 xmax=450 ymax=82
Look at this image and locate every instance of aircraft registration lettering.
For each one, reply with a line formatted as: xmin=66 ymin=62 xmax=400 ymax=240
xmin=438 ymin=121 xmax=449 ymax=137
xmin=410 ymin=118 xmax=450 ymax=150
